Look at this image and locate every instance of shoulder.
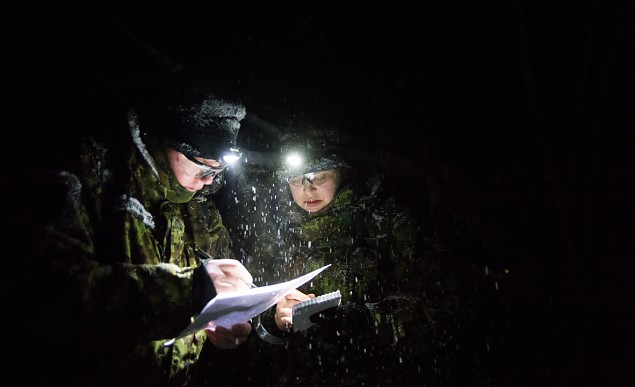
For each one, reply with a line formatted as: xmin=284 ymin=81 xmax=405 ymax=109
xmin=356 ymin=176 xmax=423 ymax=232
xmin=78 ymin=137 xmax=116 ymax=185
xmin=51 ymin=137 xmax=135 ymax=219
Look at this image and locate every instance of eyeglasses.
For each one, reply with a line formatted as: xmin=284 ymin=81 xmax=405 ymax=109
xmin=183 ymin=148 xmax=242 ymax=179
xmin=183 ymin=154 xmax=226 ymax=179
xmin=288 ymin=171 xmax=333 ymax=187
xmin=182 ymin=148 xmax=241 ymax=179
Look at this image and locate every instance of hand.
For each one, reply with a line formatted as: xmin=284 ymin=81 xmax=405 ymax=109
xmin=275 ymin=289 xmax=315 ymax=331
xmin=204 ymin=323 xmax=252 ymax=349
xmin=204 ymin=258 xmax=253 ymax=294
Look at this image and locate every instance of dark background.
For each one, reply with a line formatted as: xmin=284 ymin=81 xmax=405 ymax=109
xmin=4 ymin=1 xmax=634 ymax=385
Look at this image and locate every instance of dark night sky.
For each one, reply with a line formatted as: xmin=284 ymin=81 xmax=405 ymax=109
xmin=4 ymin=1 xmax=635 ymax=384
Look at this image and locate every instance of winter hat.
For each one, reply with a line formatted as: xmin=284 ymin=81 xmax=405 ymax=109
xmin=278 ymin=126 xmax=351 ymax=178
xmin=135 ymin=74 xmax=246 ymax=160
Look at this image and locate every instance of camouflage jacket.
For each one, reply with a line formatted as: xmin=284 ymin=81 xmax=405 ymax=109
xmin=30 ymin=134 xmax=233 ymax=386
xmin=243 ymin=175 xmax=460 ymax=385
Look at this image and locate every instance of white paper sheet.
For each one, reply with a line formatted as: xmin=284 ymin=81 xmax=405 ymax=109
xmin=175 ymin=264 xmax=331 ymax=338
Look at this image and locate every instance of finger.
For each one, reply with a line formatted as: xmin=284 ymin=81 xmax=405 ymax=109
xmin=211 ymin=334 xmax=244 ymax=349
xmin=205 ymin=259 xmax=252 ymax=281
xmin=285 ymin=294 xmax=303 ymax=302
xmin=206 ymin=260 xmax=254 ymax=291
xmin=277 ymin=308 xmax=291 ymax=318
xmin=276 ymin=306 xmax=292 ymax=317
xmin=214 ymin=323 xmax=251 ymax=337
xmin=275 ymin=315 xmax=293 ymax=331
xmin=229 ymin=322 xmax=252 ymax=337
xmin=279 ymin=297 xmax=299 ymax=308
xmin=212 ymin=280 xmax=247 ymax=293
xmin=275 ymin=307 xmax=291 ymax=326
xmin=280 ymin=316 xmax=292 ymax=330
xmin=205 ymin=324 xmax=250 ymax=349
xmin=281 ymin=316 xmax=292 ymax=326
xmin=213 ymin=259 xmax=253 ymax=284
xmin=285 ymin=289 xmax=311 ymax=302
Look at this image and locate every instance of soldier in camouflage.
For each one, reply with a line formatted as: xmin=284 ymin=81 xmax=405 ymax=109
xmin=20 ymin=75 xmax=256 ymax=386
xmin=241 ymin=127 xmax=461 ymax=386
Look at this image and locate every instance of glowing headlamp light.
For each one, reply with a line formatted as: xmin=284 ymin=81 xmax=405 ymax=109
xmin=220 ymin=147 xmax=242 ymax=165
xmin=284 ymin=151 xmax=304 ymax=169
xmin=185 ymin=147 xmax=242 ymax=179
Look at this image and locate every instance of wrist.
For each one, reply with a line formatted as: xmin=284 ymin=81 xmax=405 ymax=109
xmin=253 ymin=307 xmax=291 ymax=345
xmin=190 ymin=261 xmax=217 ymax=316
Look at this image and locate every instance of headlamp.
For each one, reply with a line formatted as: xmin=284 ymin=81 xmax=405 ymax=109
xmin=184 ymin=147 xmax=242 ymax=179
xmin=220 ymin=147 xmax=243 ymax=165
xmin=285 ymin=151 xmax=304 ymax=169
xmin=281 ymin=148 xmax=347 ymax=180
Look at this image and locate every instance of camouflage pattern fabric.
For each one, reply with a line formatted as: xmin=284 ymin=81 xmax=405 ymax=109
xmin=238 ymin=175 xmax=461 ymax=386
xmin=30 ymin=136 xmax=233 ymax=386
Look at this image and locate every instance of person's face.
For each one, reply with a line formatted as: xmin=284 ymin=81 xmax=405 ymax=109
xmin=167 ymin=149 xmax=226 ymax=192
xmin=288 ymin=169 xmax=341 ymax=213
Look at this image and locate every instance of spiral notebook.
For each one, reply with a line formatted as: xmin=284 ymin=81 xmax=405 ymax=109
xmin=292 ymin=290 xmax=342 ymax=332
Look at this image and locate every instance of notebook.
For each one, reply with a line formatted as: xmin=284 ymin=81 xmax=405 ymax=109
xmin=292 ymin=290 xmax=342 ymax=332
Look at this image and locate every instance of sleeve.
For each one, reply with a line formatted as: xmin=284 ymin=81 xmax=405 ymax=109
xmin=34 ymin=170 xmax=197 ymax=349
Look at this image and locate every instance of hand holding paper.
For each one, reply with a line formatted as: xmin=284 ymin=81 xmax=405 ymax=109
xmin=204 ymin=258 xmax=254 ymax=294
xmin=175 ymin=264 xmax=331 ymax=339
xmin=204 ymin=323 xmax=251 ymax=349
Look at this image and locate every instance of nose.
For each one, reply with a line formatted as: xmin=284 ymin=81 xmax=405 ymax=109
xmin=302 ymin=180 xmax=316 ymax=191
xmin=199 ymin=174 xmax=216 ymax=185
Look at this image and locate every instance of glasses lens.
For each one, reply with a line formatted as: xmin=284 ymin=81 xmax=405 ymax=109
xmin=288 ymin=171 xmax=332 ymax=187
xmin=184 ymin=153 xmax=227 ymax=179
xmin=288 ymin=175 xmax=303 ymax=187
xmin=310 ymin=171 xmax=331 ymax=185
xmin=196 ymin=165 xmax=226 ymax=179
xmin=208 ymin=172 xmax=225 ymax=193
